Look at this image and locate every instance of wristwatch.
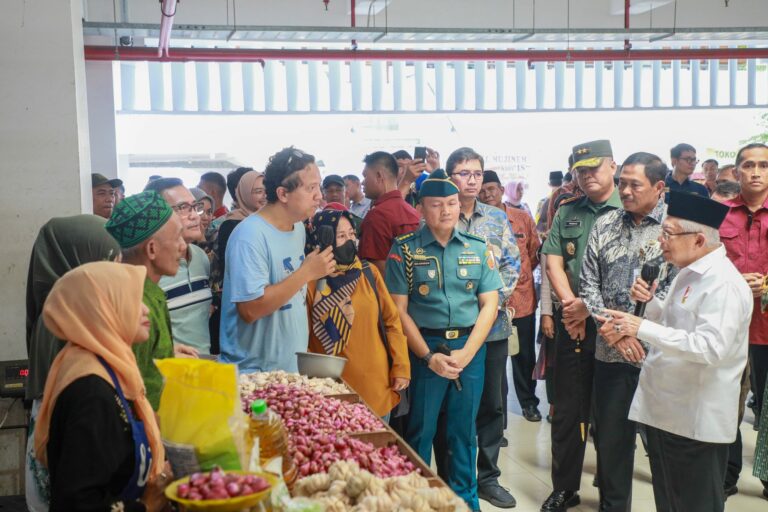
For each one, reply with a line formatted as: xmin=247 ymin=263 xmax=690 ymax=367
xmin=421 ymin=351 xmax=434 ymax=366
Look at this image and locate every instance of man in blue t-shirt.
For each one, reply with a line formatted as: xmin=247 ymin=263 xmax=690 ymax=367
xmin=664 ymin=142 xmax=709 ymax=202
xmin=220 ymin=147 xmax=336 ymax=372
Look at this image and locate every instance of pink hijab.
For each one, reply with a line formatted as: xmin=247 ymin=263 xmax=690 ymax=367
xmin=504 ymin=179 xmax=526 ymax=206
xmin=226 ymin=170 xmax=264 ymax=221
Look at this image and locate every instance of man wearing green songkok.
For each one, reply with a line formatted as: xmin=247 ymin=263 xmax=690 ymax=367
xmin=106 ymin=191 xmax=186 ymax=410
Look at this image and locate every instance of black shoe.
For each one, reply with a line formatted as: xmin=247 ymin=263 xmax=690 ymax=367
xmin=478 ymin=484 xmax=517 ymax=508
xmin=523 ymin=405 xmax=542 ymax=422
xmin=592 ymin=475 xmax=599 ymax=488
xmin=755 ymin=414 xmax=761 ymax=431
xmin=541 ymin=490 xmax=580 ymax=511
xmin=500 ymin=436 xmax=509 ymax=447
xmin=724 ymin=485 xmax=738 ymax=499
xmin=546 ymin=414 xmax=553 ymax=423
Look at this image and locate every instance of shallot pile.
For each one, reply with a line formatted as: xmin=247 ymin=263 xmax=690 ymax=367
xmin=243 ymin=384 xmax=382 ymax=436
xmin=293 ymin=434 xmax=418 ymax=478
xmin=176 ymin=467 xmax=270 ymax=501
xmin=240 ymin=371 xmax=350 ymax=396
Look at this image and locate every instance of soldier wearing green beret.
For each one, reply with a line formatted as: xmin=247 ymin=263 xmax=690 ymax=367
xmin=539 ymin=140 xmax=623 ymax=511
xmin=385 ymin=169 xmax=502 ymax=511
xmin=106 ymin=191 xmax=187 ymax=410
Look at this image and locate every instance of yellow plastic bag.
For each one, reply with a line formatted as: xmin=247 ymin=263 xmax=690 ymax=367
xmin=156 ymin=358 xmax=245 ymax=471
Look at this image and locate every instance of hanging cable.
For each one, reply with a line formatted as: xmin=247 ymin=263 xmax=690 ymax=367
xmin=673 ymin=0 xmax=678 ymax=34
xmin=112 ymin=0 xmax=119 ymax=56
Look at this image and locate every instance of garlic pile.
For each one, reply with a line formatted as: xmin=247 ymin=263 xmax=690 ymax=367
xmin=239 ymin=371 xmax=350 ymax=396
xmin=293 ymin=461 xmax=467 ymax=512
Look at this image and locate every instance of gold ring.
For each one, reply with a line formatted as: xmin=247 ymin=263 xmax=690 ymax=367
xmin=625 ymin=348 xmax=632 ymax=355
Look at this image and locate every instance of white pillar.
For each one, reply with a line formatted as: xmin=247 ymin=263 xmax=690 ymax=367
xmin=0 ymin=0 xmax=92 ymax=363
xmin=86 ymin=61 xmax=119 ymax=178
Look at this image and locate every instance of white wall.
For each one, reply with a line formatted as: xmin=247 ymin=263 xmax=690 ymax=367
xmin=84 ymin=0 xmax=768 ymax=31
xmin=0 ymin=0 xmax=92 ymax=362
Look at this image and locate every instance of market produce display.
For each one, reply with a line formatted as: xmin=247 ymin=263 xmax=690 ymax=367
xmin=237 ymin=370 xmax=464 ymax=510
xmin=240 ymin=371 xmax=350 ymax=396
xmin=293 ymin=461 xmax=468 ymax=512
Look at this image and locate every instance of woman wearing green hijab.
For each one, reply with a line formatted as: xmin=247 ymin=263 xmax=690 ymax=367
xmin=25 ymin=214 xmax=121 ymax=512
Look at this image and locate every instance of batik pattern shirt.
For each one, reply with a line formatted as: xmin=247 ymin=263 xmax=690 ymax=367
xmin=459 ymin=201 xmax=521 ymax=341
xmin=579 ymin=199 xmax=678 ymax=366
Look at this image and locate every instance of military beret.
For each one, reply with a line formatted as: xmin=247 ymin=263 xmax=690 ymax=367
xmin=418 ymin=169 xmax=460 ymax=199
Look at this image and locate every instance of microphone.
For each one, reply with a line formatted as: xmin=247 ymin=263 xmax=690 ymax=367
xmin=316 ymin=225 xmax=335 ymax=292
xmin=435 ymin=343 xmax=463 ymax=391
xmin=633 ymin=263 xmax=660 ymax=317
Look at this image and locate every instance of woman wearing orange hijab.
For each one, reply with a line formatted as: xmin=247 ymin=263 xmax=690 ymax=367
xmin=35 ymin=261 xmax=171 ymax=512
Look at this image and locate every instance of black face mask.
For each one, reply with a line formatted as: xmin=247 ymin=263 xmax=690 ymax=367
xmin=333 ymin=239 xmax=357 ymax=265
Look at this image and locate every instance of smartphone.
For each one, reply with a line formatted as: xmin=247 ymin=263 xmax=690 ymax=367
xmin=414 ymin=146 xmax=427 ymax=162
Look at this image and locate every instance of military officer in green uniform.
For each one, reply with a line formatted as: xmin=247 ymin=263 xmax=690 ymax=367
xmin=385 ymin=168 xmax=502 ymax=511
xmin=539 ymin=140 xmax=623 ymax=512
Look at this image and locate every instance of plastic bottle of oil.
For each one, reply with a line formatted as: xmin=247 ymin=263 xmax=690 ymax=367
xmin=247 ymin=399 xmax=297 ymax=489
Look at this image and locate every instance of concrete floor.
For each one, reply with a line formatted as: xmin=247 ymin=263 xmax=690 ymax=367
xmin=482 ymin=362 xmax=767 ymax=512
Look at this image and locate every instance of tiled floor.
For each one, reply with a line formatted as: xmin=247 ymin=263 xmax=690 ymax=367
xmin=482 ymin=364 xmax=768 ymax=512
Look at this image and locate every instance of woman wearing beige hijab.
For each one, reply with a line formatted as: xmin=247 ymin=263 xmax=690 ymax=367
xmin=35 ymin=261 xmax=171 ymax=511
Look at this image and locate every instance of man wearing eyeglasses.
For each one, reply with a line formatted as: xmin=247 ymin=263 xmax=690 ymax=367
xmin=145 ymin=178 xmax=211 ymax=356
xmin=719 ymin=143 xmax=768 ymax=499
xmin=540 ymin=139 xmax=623 ymax=512
xmin=664 ymin=143 xmax=709 ymax=202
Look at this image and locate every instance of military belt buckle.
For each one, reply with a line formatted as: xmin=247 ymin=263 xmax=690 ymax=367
xmin=445 ymin=330 xmax=459 ymax=340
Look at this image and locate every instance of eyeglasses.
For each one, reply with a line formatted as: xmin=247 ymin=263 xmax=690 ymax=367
xmin=679 ymin=157 xmax=699 ymax=164
xmin=660 ymin=231 xmax=699 ymax=241
xmin=172 ymin=202 xmax=204 ymax=215
xmin=451 ymin=170 xmax=484 ymax=180
xmin=739 ymin=160 xmax=768 ymax=171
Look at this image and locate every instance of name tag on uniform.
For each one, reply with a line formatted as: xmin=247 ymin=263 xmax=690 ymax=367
xmin=565 ymin=219 xmax=582 ymax=228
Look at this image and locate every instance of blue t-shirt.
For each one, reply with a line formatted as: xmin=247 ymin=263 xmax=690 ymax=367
xmin=219 ymin=214 xmax=308 ymax=372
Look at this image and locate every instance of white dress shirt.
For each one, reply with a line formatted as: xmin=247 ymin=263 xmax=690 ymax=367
xmin=629 ymin=245 xmax=752 ymax=443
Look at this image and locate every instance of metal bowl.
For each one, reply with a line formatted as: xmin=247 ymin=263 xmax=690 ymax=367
xmin=296 ymin=352 xmax=347 ymax=379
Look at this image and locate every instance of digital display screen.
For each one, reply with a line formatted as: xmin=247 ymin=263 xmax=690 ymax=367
xmin=5 ymin=365 xmax=28 ymax=380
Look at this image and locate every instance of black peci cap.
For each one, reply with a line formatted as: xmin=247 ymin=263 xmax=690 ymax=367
xmin=667 ymin=190 xmax=729 ymax=229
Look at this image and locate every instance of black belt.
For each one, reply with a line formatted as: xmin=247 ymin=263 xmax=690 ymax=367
xmin=420 ymin=326 xmax=474 ymax=339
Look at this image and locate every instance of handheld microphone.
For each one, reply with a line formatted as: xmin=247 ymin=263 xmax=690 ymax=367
xmin=633 ymin=263 xmax=660 ymax=317
xmin=316 ymin=225 xmax=335 ymax=292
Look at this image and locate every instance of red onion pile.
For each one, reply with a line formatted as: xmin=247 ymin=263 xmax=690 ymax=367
xmin=294 ymin=435 xmax=418 ymax=478
xmin=242 ymin=383 xmax=418 ymax=478
xmin=177 ymin=467 xmax=270 ymax=501
xmin=243 ymin=383 xmax=382 ymax=436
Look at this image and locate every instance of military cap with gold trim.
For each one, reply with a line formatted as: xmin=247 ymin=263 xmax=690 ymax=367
xmin=418 ymin=168 xmax=460 ymax=199
xmin=571 ymin=139 xmax=613 ymax=170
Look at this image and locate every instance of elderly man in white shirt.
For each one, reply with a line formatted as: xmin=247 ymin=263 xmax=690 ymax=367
xmin=597 ymin=190 xmax=752 ymax=512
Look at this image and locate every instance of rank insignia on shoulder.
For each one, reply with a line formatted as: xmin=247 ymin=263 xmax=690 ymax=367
xmin=465 ymin=232 xmax=486 ymax=243
xmin=395 ymin=232 xmax=416 ymax=243
xmin=559 ymin=196 xmax=579 ymax=207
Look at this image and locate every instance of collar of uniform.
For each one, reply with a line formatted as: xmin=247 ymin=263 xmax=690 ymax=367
xmin=459 ymin=200 xmax=485 ymax=222
xmin=621 ymin=197 xmax=666 ymax=225
xmin=686 ymin=244 xmax=727 ymax=275
xmin=373 ymin=189 xmax=403 ymax=206
xmin=582 ymin=187 xmax=622 ymax=212
xmin=725 ymin=193 xmax=768 ymax=212
xmin=419 ymin=224 xmax=461 ymax=247
xmin=666 ymin=171 xmax=692 ymax=185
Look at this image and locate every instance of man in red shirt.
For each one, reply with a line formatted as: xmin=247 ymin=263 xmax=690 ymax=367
xmin=359 ymin=151 xmax=421 ymax=276
xmin=720 ymin=142 xmax=768 ymax=497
